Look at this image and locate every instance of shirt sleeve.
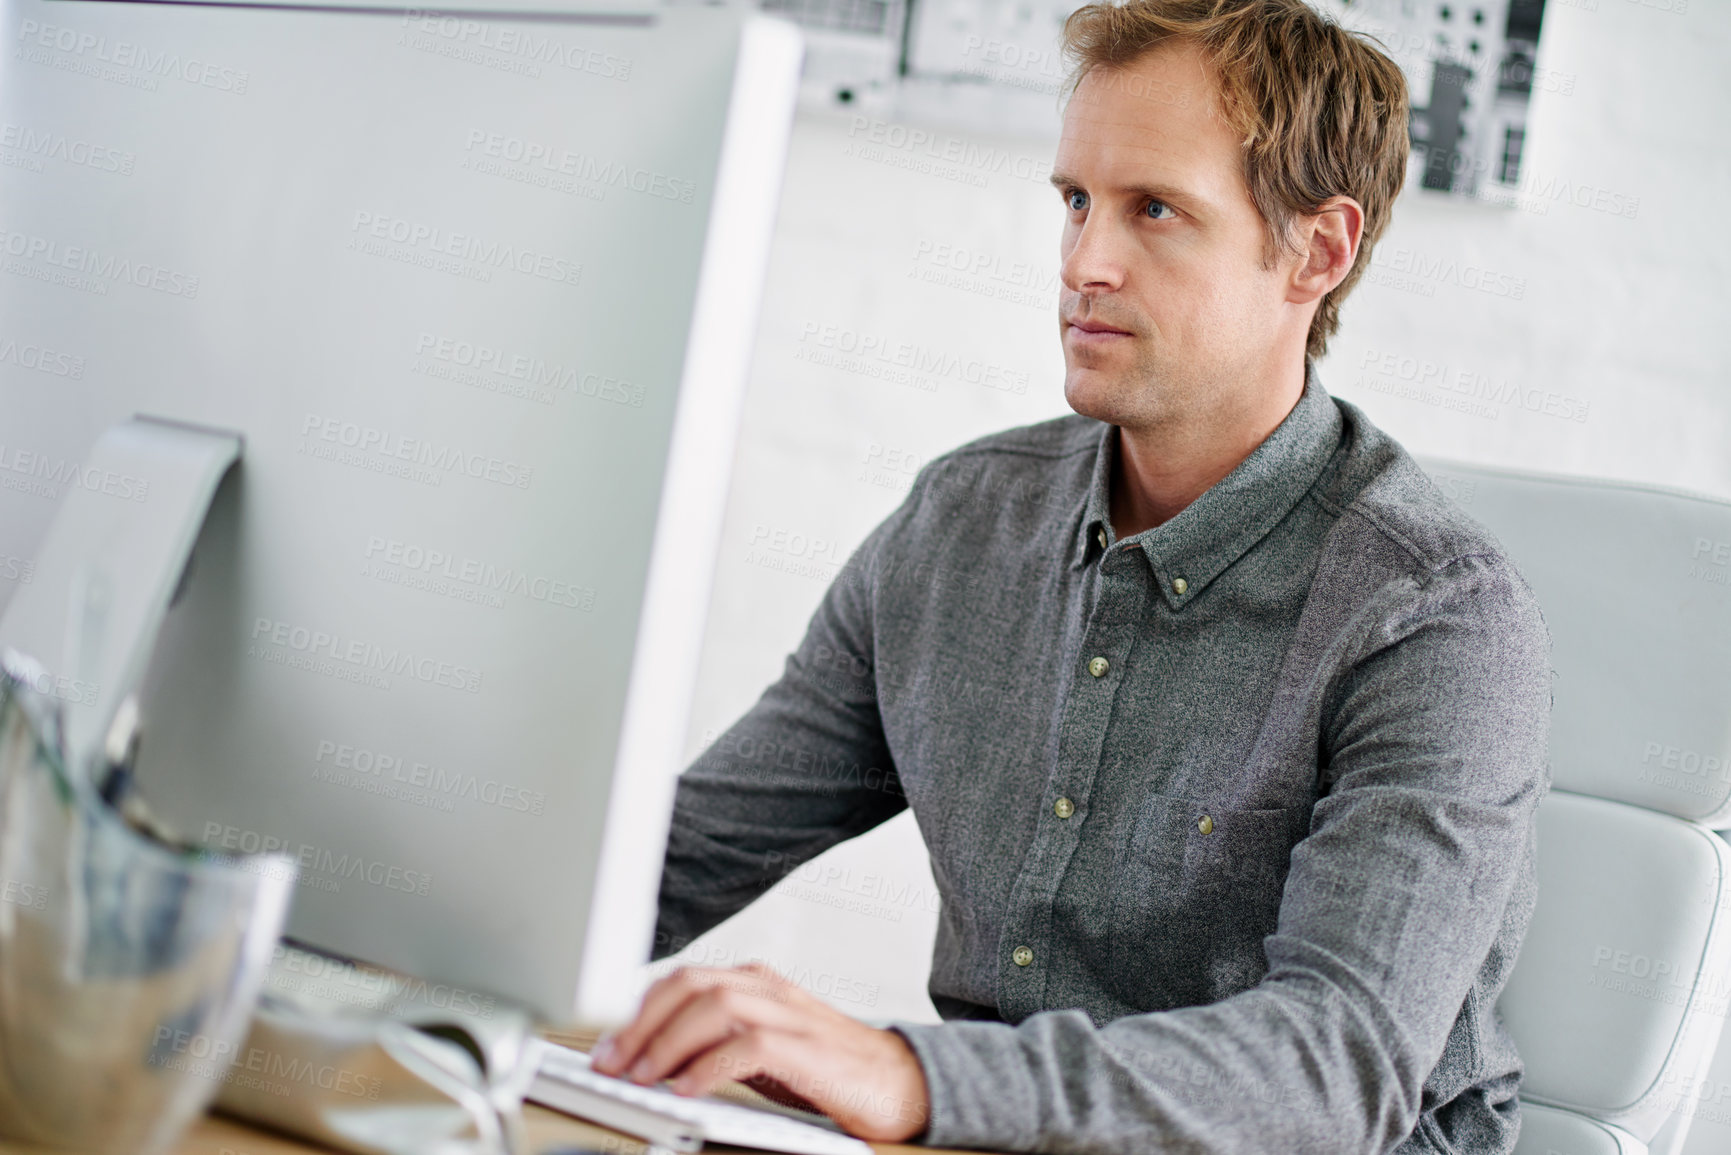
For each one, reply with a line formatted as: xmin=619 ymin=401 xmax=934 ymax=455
xmin=891 ymin=550 xmax=1552 ymax=1154
xmin=652 ymin=474 xmax=932 ymax=961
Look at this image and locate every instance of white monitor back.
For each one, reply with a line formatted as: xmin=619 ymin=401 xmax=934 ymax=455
xmin=0 ymin=0 xmax=800 ymax=1024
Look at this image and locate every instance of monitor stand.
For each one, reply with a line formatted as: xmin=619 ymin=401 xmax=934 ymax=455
xmin=0 ymin=416 xmax=242 ymax=778
xmin=0 ymin=416 xmax=543 ymax=1150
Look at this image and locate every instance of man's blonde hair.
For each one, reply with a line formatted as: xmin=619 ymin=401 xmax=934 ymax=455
xmin=1062 ymin=0 xmax=1409 ymax=360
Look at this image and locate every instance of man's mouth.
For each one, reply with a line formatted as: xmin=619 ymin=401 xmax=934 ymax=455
xmin=1065 ymin=316 xmax=1134 ymax=338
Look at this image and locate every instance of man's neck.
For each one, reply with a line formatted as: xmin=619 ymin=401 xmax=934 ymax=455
xmin=1108 ymin=372 xmax=1306 ymax=539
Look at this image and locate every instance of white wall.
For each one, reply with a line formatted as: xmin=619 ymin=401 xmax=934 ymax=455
xmin=647 ymin=0 xmax=1731 ymax=1051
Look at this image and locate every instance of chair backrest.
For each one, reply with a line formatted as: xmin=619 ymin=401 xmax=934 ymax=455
xmin=1675 ymin=994 xmax=1731 ymax=1155
xmin=1418 ymin=459 xmax=1731 ymax=1155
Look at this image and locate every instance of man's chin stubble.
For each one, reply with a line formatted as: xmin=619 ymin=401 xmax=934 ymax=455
xmin=1064 ymin=360 xmax=1176 ymax=431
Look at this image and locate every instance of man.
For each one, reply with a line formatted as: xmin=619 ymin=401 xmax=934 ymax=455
xmin=592 ymin=2 xmax=1552 ymax=1152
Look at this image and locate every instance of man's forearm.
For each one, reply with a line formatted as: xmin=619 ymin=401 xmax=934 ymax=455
xmin=895 ymin=918 xmax=1500 ymax=1155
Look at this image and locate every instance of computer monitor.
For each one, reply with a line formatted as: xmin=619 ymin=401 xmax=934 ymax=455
xmin=0 ymin=0 xmax=801 ymax=1024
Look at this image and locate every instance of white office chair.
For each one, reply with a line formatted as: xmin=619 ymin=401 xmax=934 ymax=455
xmin=1418 ymin=460 xmax=1731 ymax=1155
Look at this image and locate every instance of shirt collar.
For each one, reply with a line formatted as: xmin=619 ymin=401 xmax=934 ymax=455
xmin=1069 ymin=364 xmax=1344 ymax=608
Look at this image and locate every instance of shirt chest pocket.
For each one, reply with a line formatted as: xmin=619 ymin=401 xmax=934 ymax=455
xmin=1106 ymin=797 xmax=1313 ymax=1011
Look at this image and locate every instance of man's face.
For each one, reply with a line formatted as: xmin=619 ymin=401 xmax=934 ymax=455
xmin=1052 ymin=41 xmax=1294 ymax=431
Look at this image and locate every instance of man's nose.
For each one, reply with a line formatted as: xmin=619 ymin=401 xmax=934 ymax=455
xmin=1061 ymin=213 xmax=1128 ymax=295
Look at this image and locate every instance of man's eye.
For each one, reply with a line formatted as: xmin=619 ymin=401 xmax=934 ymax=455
xmin=1067 ymin=190 xmax=1087 ymax=212
xmin=1144 ymin=199 xmax=1174 ymax=220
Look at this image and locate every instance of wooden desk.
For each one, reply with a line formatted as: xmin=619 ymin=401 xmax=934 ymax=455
xmin=0 ymin=1107 xmax=966 ymax=1155
xmin=0 ymin=1030 xmax=975 ymax=1155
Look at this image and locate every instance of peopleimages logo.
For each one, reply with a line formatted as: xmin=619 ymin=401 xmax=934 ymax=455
xmin=201 ymin=821 xmax=434 ymax=896
xmin=0 ymin=878 xmax=47 ymax=911
xmin=265 ymin=942 xmax=497 ymax=1019
xmin=0 ymin=335 xmax=84 ymax=378
xmin=313 ymin=739 xmax=547 ymax=816
xmin=463 ymin=130 xmax=694 ymax=204
xmin=858 ymin=442 xmax=924 ymax=495
xmin=796 ymin=321 xmax=1029 ymax=395
xmin=364 ymin=535 xmax=596 ymax=612
xmin=10 ymin=665 xmax=94 ymax=707
xmin=15 ymin=18 xmax=250 ymax=93
xmin=399 ymin=10 xmax=632 ymax=80
xmin=0 ymin=442 xmax=150 ymax=503
xmin=1368 ymin=246 xmax=1527 ymax=301
xmin=249 ymin=616 xmax=484 ymax=695
xmin=1637 ymin=741 xmax=1731 ymax=803
xmin=845 ymin=116 xmax=1052 ymax=184
xmin=150 ymin=1029 xmax=383 ymax=1101
xmin=907 ymin=238 xmax=1059 ymax=312
xmin=348 ymin=211 xmax=581 ymax=287
xmin=0 ymin=122 xmax=134 ymax=174
xmin=300 ymin=413 xmax=534 ymax=490
xmin=1690 ymin=538 xmax=1730 ymax=588
xmin=1355 ymin=348 xmax=1590 ymax=424
xmin=0 ymin=226 xmax=199 ymax=297
xmin=413 ymin=333 xmax=643 ymax=409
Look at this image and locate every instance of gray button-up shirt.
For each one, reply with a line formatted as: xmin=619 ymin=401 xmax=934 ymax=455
xmin=655 ymin=373 xmax=1552 ymax=1155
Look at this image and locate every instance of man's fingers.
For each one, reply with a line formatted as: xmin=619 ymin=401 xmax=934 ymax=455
xmin=668 ymin=1028 xmax=926 ymax=1142
xmin=587 ymin=963 xmax=926 ymax=1141
xmin=632 ymin=984 xmax=802 ymax=1086
xmin=594 ymin=969 xmax=706 ymax=1075
xmin=666 ymin=1027 xmax=785 ymax=1099
xmin=595 ymin=965 xmax=790 ymax=1077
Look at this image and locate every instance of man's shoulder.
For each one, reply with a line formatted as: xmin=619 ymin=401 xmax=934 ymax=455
xmin=925 ymin=411 xmax=1103 ymax=473
xmin=1317 ymin=397 xmax=1519 ymax=585
xmin=900 ymin=411 xmax=1102 ymax=513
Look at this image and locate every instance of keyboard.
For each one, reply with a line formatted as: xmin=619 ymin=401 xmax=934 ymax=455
xmin=529 ymin=1039 xmax=875 ymax=1155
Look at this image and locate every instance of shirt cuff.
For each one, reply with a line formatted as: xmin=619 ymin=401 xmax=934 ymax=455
xmin=889 ymin=1019 xmax=1040 ymax=1151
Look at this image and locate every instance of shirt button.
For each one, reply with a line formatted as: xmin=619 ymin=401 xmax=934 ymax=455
xmin=1053 ymin=797 xmax=1075 ymax=819
xmin=1172 ymin=577 xmax=1189 ymax=595
xmin=1096 ymin=528 xmax=1107 ymax=548
xmin=1197 ymin=814 xmax=1214 ymax=835
xmin=1012 ymin=946 xmax=1034 ymax=967
xmin=1088 ymin=656 xmax=1110 ymax=678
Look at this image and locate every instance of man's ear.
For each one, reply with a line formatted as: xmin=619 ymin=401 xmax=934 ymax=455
xmin=1287 ymin=195 xmax=1364 ymax=306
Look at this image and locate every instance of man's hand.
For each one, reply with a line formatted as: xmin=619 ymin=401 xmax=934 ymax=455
xmin=589 ymin=962 xmax=931 ymax=1142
